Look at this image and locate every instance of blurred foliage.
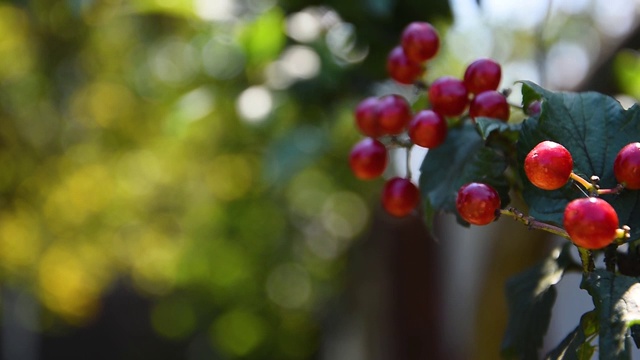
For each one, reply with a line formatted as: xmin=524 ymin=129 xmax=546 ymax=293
xmin=0 ymin=0 xmax=449 ymax=359
xmin=4 ymin=0 xmax=640 ymax=358
xmin=615 ymin=49 xmax=640 ymax=99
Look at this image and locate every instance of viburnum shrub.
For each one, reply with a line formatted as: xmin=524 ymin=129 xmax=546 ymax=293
xmin=348 ymin=20 xmax=640 ymax=359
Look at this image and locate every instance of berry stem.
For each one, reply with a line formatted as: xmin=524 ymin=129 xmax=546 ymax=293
xmin=597 ymin=184 xmax=625 ymax=196
xmin=413 ymin=80 xmax=428 ymax=91
xmin=386 ymin=135 xmax=413 ymax=149
xmin=499 ymin=207 xmax=570 ymax=240
xmin=405 ymin=146 xmax=412 ymax=180
xmin=578 ymin=247 xmax=595 ymax=273
xmin=570 ymin=172 xmax=596 ymax=193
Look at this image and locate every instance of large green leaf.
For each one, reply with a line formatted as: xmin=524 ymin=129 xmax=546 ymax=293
xmin=419 ymin=121 xmax=510 ymax=228
xmin=581 ymin=270 xmax=640 ymax=359
xmin=501 ymin=245 xmax=574 ymax=359
xmin=516 ymin=82 xmax=640 ymax=240
xmin=475 ymin=117 xmax=521 ymax=143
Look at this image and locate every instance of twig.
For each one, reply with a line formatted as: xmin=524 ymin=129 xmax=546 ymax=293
xmin=499 ymin=207 xmax=570 ymax=240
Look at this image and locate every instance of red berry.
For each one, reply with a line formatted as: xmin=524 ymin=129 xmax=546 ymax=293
xmin=349 ymin=138 xmax=388 ymax=180
xmin=455 ymin=182 xmax=501 ymax=225
xmin=382 ymin=177 xmax=420 ymax=217
xmin=386 ymin=46 xmax=424 ymax=85
xmin=469 ymin=90 xmax=510 ymax=122
xmin=428 ymin=76 xmax=469 ymax=117
xmin=463 ymin=58 xmax=502 ymax=94
xmin=378 ymin=94 xmax=412 ymax=135
xmin=354 ymin=97 xmax=382 ymax=137
xmin=408 ymin=110 xmax=447 ymax=148
xmin=400 ymin=22 xmax=440 ymax=63
xmin=527 ymin=100 xmax=541 ymax=116
xmin=614 ymin=142 xmax=640 ymax=189
xmin=563 ymin=197 xmax=619 ymax=249
xmin=524 ymin=141 xmax=573 ymax=190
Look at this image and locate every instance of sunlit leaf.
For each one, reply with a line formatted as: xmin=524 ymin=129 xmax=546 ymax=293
xmin=581 ymin=270 xmax=640 ymax=359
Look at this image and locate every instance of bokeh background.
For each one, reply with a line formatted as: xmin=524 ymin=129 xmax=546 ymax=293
xmin=1 ymin=0 xmax=640 ymax=359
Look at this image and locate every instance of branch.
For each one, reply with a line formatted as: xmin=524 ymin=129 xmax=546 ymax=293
xmin=499 ymin=207 xmax=570 ymax=240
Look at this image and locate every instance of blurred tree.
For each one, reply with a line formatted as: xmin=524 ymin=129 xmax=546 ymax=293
xmin=0 ymin=0 xmax=450 ymax=359
xmin=4 ymin=0 xmax=638 ymax=359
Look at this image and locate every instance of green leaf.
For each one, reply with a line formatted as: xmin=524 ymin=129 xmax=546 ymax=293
xmin=581 ymin=270 xmax=640 ymax=359
xmin=576 ymin=343 xmax=596 ymax=360
xmin=501 ymin=245 xmax=574 ymax=359
xmin=475 ymin=117 xmax=521 ymax=142
xmin=545 ymin=311 xmax=597 ymax=360
xmin=516 ymin=81 xmax=640 ymax=240
xmin=419 ymin=121 xmax=510 ymax=228
xmin=520 ymin=81 xmax=543 ymax=110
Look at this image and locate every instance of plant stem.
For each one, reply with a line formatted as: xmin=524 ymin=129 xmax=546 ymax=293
xmin=570 ymin=172 xmax=595 ymax=193
xmin=604 ymin=244 xmax=617 ymax=272
xmin=578 ymin=247 xmax=595 ymax=273
xmin=499 ymin=207 xmax=570 ymax=240
xmin=386 ymin=136 xmax=413 ymax=149
xmin=597 ymin=184 xmax=625 ymax=196
xmin=405 ymin=146 xmax=412 ymax=180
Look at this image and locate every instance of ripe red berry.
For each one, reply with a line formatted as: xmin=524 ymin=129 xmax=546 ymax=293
xmin=524 ymin=141 xmax=573 ymax=190
xmin=428 ymin=76 xmax=469 ymax=117
xmin=563 ymin=197 xmax=619 ymax=249
xmin=614 ymin=142 xmax=640 ymax=189
xmin=354 ymin=97 xmax=382 ymax=138
xmin=400 ymin=22 xmax=440 ymax=63
xmin=349 ymin=138 xmax=388 ymax=180
xmin=469 ymin=90 xmax=510 ymax=122
xmin=408 ymin=110 xmax=447 ymax=148
xmin=378 ymin=94 xmax=412 ymax=135
xmin=455 ymin=182 xmax=501 ymax=225
xmin=463 ymin=58 xmax=502 ymax=95
xmin=387 ymin=46 xmax=424 ymax=85
xmin=382 ymin=177 xmax=420 ymax=217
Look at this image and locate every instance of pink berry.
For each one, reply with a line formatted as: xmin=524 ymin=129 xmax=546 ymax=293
xmin=400 ymin=22 xmax=440 ymax=63
xmin=463 ymin=58 xmax=502 ymax=95
xmin=378 ymin=94 xmax=412 ymax=135
xmin=354 ymin=97 xmax=382 ymax=138
xmin=456 ymin=182 xmax=501 ymax=225
xmin=387 ymin=46 xmax=424 ymax=85
xmin=408 ymin=110 xmax=447 ymax=148
xmin=349 ymin=138 xmax=388 ymax=180
xmin=382 ymin=177 xmax=420 ymax=217
xmin=428 ymin=76 xmax=469 ymax=117
xmin=527 ymin=101 xmax=541 ymax=116
xmin=614 ymin=142 xmax=640 ymax=189
xmin=469 ymin=90 xmax=510 ymax=122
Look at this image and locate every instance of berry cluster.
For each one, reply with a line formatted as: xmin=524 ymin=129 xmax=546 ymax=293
xmin=525 ymin=140 xmax=632 ymax=250
xmin=456 ymin=139 xmax=640 ymax=250
xmin=348 ymin=21 xmax=509 ymax=217
xmin=428 ymin=59 xmax=508 ymax=122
